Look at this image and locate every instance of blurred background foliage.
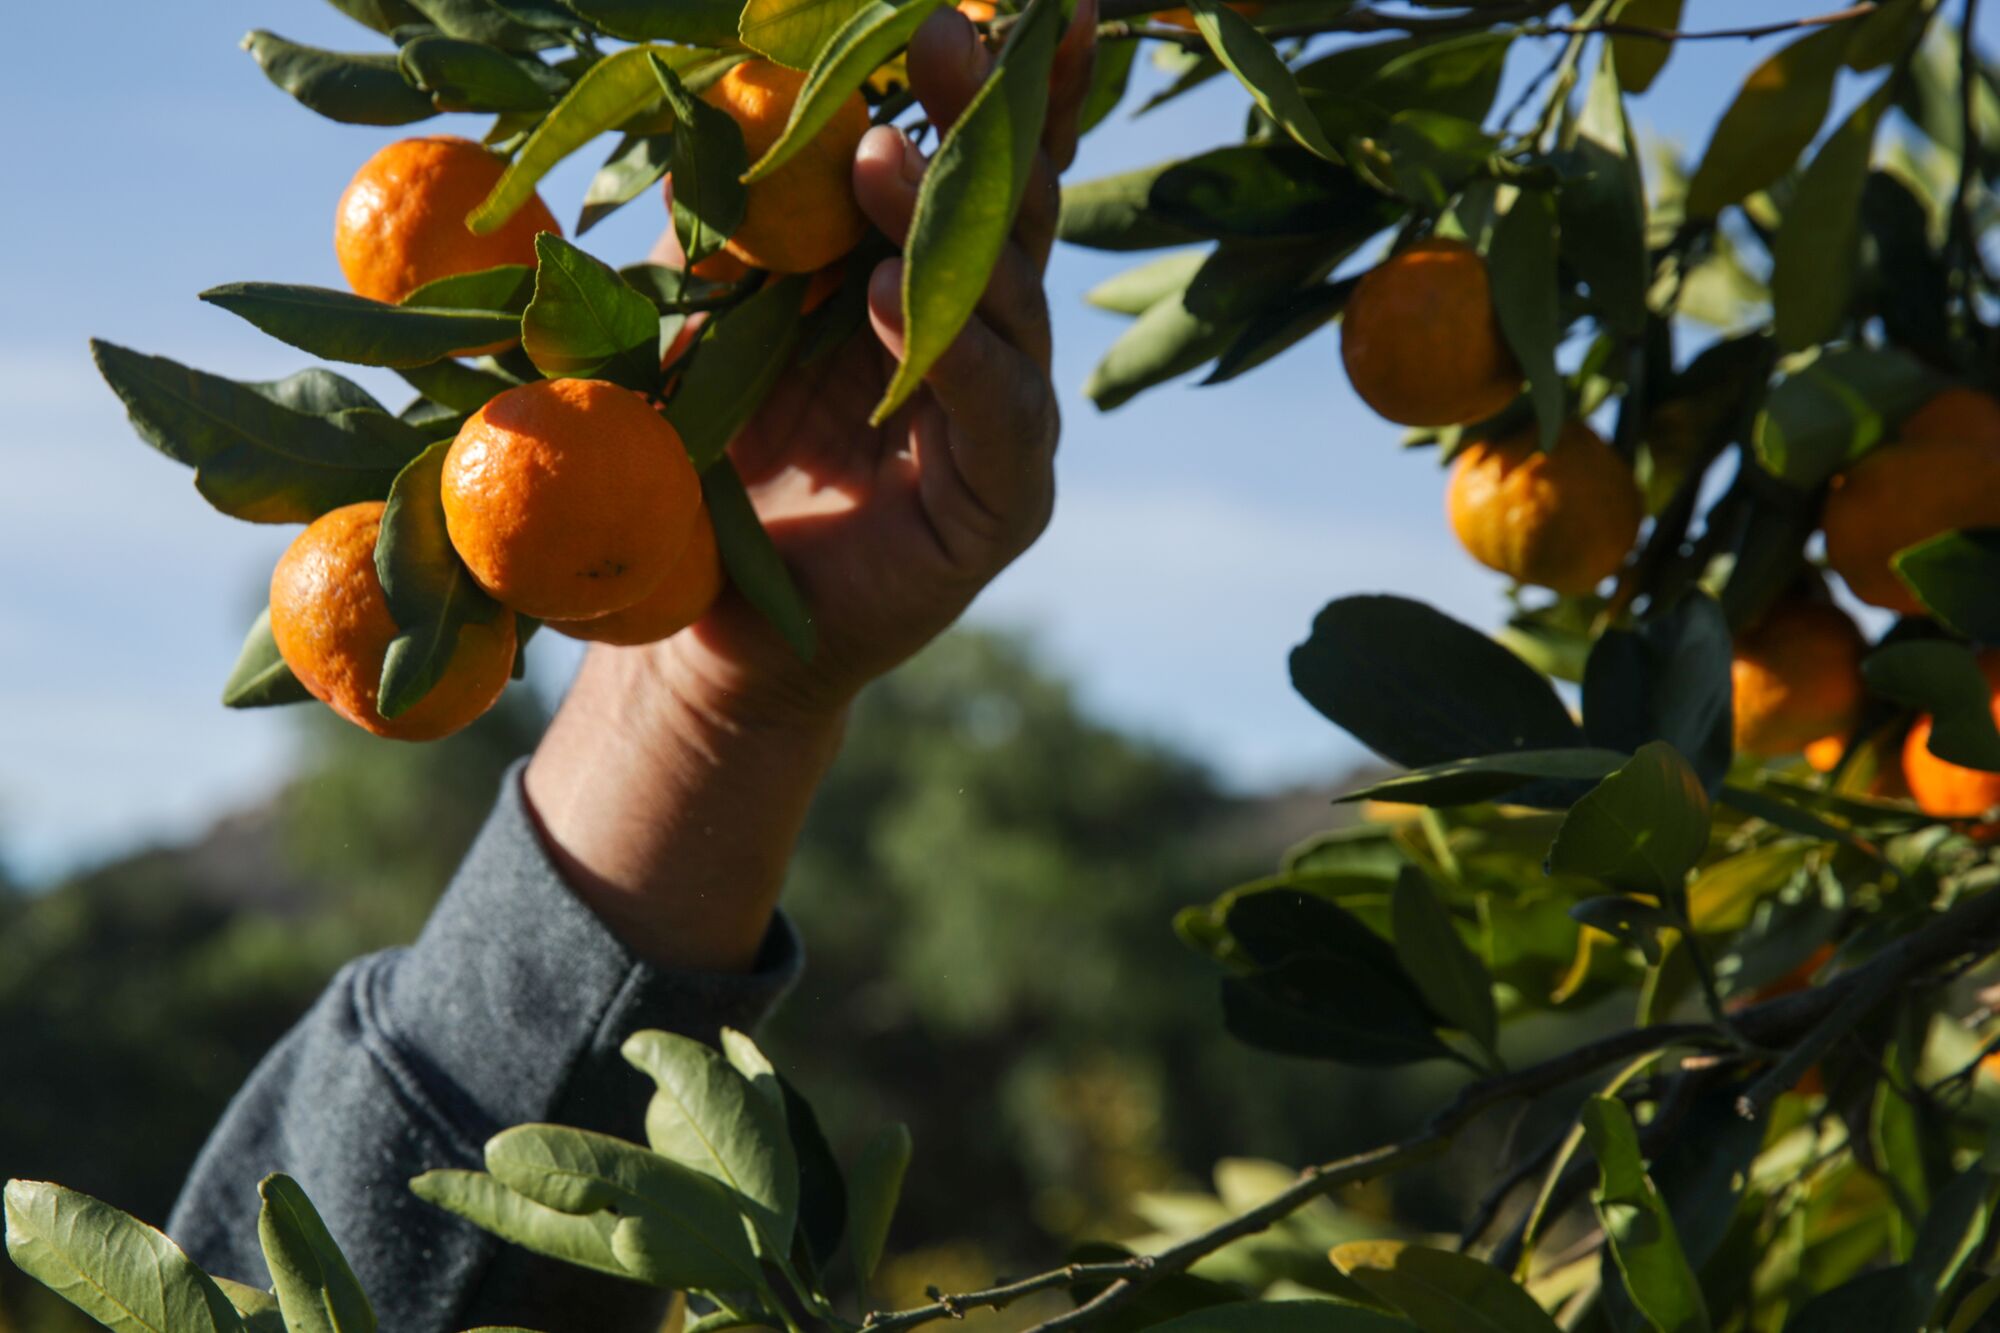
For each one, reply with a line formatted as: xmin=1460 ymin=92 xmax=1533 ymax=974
xmin=0 ymin=629 xmax=1476 ymax=1333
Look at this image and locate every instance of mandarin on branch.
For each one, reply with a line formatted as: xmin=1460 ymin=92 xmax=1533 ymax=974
xmin=1340 ymin=236 xmax=1521 ymax=427
xmin=442 ymin=378 xmax=702 ymax=622
xmin=682 ymin=60 xmax=870 ymax=275
xmin=554 ymin=506 xmax=724 ymax=647
xmin=334 ymin=135 xmax=560 ymax=304
xmin=269 ymin=502 xmax=517 ymax=741
xmin=1731 ymin=599 xmax=1867 ymax=759
xmin=1822 ymin=387 xmax=2000 ymax=614
xmin=1903 ymin=651 xmax=2000 ymax=820
xmin=1445 ymin=420 xmax=1642 ymax=594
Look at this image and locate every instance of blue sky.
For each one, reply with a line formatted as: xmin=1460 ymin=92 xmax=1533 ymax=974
xmin=0 ymin=4 xmax=1987 ymax=880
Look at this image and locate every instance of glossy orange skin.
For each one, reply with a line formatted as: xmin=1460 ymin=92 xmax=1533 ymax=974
xmin=957 ymin=0 xmax=999 ymax=21
xmin=1732 ymin=601 xmax=1866 ymax=758
xmin=553 ymin=506 xmax=724 ymax=646
xmin=442 ymin=379 xmax=701 ymax=621
xmin=269 ymin=502 xmax=516 ymax=741
xmin=335 ymin=136 xmax=560 ymax=304
xmin=682 ymin=61 xmax=870 ymax=275
xmin=1341 ymin=238 xmax=1521 ymax=428
xmin=1446 ymin=421 xmax=1642 ymax=594
xmin=691 ymin=248 xmax=754 ymax=284
xmin=1823 ymin=388 xmax=2000 ymax=614
xmin=1903 ymin=655 xmax=2000 ymax=820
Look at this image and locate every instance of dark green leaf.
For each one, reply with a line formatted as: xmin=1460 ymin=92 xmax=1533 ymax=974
xmin=404 ymin=264 xmax=539 ymax=314
xmin=242 ymin=30 xmax=437 ymax=125
xmin=1079 ymin=32 xmax=1137 ymax=134
xmin=410 ymin=1170 xmax=629 ymax=1278
xmin=703 ymin=459 xmax=815 ymax=659
xmin=1582 ymin=593 xmax=1733 ymax=796
xmin=398 ymin=35 xmax=565 ymax=110
xmin=1059 ymin=163 xmax=1210 ymax=251
xmin=396 ymin=358 xmax=522 ymax=415
xmin=521 ymin=232 xmax=662 ymax=385
xmin=665 ymin=275 xmax=807 ymax=469
xmin=1490 ymin=188 xmax=1562 ymax=452
xmin=740 ymin=0 xmax=873 ymax=70
xmin=874 ymin=0 xmax=1060 ymax=422
xmin=1371 ymin=110 xmax=1498 ymax=210
xmin=1686 ymin=24 xmax=1848 ymax=218
xmin=1894 ymin=528 xmax=2000 ymax=644
xmin=1904 ymin=1163 xmax=2000 ymax=1328
xmin=847 ymin=1122 xmax=912 ymax=1292
xmin=1336 ymin=749 xmax=1627 ymax=808
xmin=324 ymin=0 xmax=428 ymax=34
xmin=1570 ymin=896 xmax=1677 ymax=963
xmin=1148 ymin=144 xmax=1382 ymax=238
xmin=1844 ymin=0 xmax=1932 ymax=72
xmin=1223 ymin=956 xmax=1451 ymax=1066
xmin=1862 ymin=171 xmax=1953 ymax=362
xmin=619 ymin=262 xmax=741 ymax=312
xmin=1581 ymin=1097 xmax=1711 ymax=1333
xmin=1644 ymin=1079 xmax=1765 ymax=1271
xmin=1750 ymin=345 xmax=1942 ymax=488
xmin=650 ymin=54 xmax=748 ymax=264
xmin=1549 ymin=741 xmax=1711 ymax=899
xmin=223 ymin=610 xmax=314 ymax=709
xmin=1785 ymin=1267 xmax=1917 ymax=1333
xmin=1390 ymin=866 xmax=1496 ymax=1052
xmin=374 ymin=441 xmax=506 ymax=718
xmin=1084 ymin=290 xmax=1239 ymax=409
xmin=777 ymin=1077 xmax=845 ymax=1272
xmin=1771 ymin=87 xmax=1887 ymax=353
xmin=257 ymin=1174 xmax=374 ymax=1333
xmin=1224 ymin=888 xmax=1403 ymax=974
xmin=1183 ymin=0 xmax=1340 ymax=161
xmin=1299 ymin=33 xmax=1512 ymax=137
xmin=1330 ymin=1240 xmax=1563 ymax=1333
xmin=1144 ymin=1302 xmax=1420 ymax=1333
xmin=1202 ymin=278 xmax=1353 ymax=384
xmin=1290 ymin=594 xmax=1584 ymax=770
xmin=746 ymin=0 xmax=947 ymax=180
xmin=406 ymin=0 xmax=567 ymax=48
xmin=201 ymin=283 xmax=522 ymax=369
xmin=578 ymin=133 xmax=675 ymax=234
xmin=1610 ymin=0 xmax=1681 ymax=93
xmin=3 ymin=1180 xmax=244 ymax=1333
xmin=1863 ymin=640 xmax=2000 ymax=771
xmin=562 ymin=0 xmax=744 ymax=45
xmin=91 ymin=340 xmax=425 ymax=523
xmin=1560 ymin=50 xmax=1648 ymax=338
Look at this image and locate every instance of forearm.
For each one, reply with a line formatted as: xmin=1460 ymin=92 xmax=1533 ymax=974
xmin=523 ymin=638 xmax=847 ymax=972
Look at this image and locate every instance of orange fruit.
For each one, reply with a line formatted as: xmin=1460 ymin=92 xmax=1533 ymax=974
xmin=1445 ymin=421 xmax=1642 ymax=594
xmin=1903 ymin=653 xmax=2000 ymax=819
xmin=1341 ymin=238 xmax=1521 ymax=427
xmin=957 ymin=0 xmax=999 ymax=20
xmin=1823 ymin=388 xmax=2000 ymax=614
xmin=269 ymin=502 xmax=516 ymax=741
xmin=1152 ymin=1 xmax=1261 ymax=26
xmin=692 ymin=249 xmax=754 ymax=284
xmin=335 ymin=135 xmax=559 ymax=305
xmin=1732 ymin=600 xmax=1866 ymax=758
xmin=683 ymin=60 xmax=870 ymax=275
xmin=442 ymin=378 xmax=701 ymax=621
xmin=553 ymin=506 xmax=724 ymax=646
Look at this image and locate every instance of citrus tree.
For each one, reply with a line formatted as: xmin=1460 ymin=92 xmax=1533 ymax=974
xmin=20 ymin=0 xmax=2000 ymax=1329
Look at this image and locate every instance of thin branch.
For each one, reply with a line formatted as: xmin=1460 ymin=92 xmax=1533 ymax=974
xmin=861 ymin=1264 xmax=1143 ymax=1332
xmin=1541 ymin=3 xmax=1878 ymax=43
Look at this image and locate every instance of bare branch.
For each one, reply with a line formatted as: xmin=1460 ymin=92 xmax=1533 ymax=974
xmin=1544 ymin=3 xmax=1878 ymax=43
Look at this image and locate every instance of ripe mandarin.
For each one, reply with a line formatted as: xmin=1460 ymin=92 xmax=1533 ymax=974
xmin=553 ymin=506 xmax=724 ymax=646
xmin=1445 ymin=421 xmax=1642 ymax=594
xmin=442 ymin=378 xmax=701 ymax=621
xmin=1903 ymin=653 xmax=2000 ymax=819
xmin=1732 ymin=600 xmax=1866 ymax=758
xmin=269 ymin=501 xmax=516 ymax=741
xmin=1823 ymin=388 xmax=2000 ymax=614
xmin=1342 ymin=237 xmax=1521 ymax=427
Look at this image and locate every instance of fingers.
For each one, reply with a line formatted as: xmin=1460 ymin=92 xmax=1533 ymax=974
xmin=1045 ymin=0 xmax=1098 ymax=171
xmin=908 ymin=8 xmax=992 ymax=136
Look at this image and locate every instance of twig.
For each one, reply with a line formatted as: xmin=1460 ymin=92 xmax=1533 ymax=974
xmin=1540 ymin=3 xmax=1878 ymax=42
xmin=862 ymin=1264 xmax=1142 ymax=1331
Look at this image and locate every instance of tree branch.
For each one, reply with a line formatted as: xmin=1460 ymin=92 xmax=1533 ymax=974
xmin=1541 ymin=3 xmax=1878 ymax=43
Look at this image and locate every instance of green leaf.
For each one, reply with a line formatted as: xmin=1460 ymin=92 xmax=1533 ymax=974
xmin=665 ymin=275 xmax=808 ymax=470
xmin=1549 ymin=741 xmax=1711 ymax=901
xmin=323 ymin=0 xmax=428 ymax=34
xmin=1772 ymin=86 xmax=1887 ymax=353
xmin=1059 ymin=163 xmax=1209 ymax=251
xmin=1290 ymin=595 xmax=1585 ymax=774
xmin=1390 ymin=867 xmax=1496 ymax=1053
xmin=1785 ymin=1268 xmax=1919 ymax=1333
xmin=91 ymin=340 xmax=425 ymax=523
xmin=201 ymin=284 xmax=522 ymax=370
xmin=619 ymin=262 xmax=742 ymax=312
xmin=1609 ymin=0 xmax=1682 ymax=93
xmin=1203 ymin=278 xmax=1352 ymax=385
xmin=1580 ymin=1097 xmax=1711 ymax=1333
xmin=403 ymin=265 xmax=539 ymax=315
xmin=1331 ymin=1240 xmax=1563 ymax=1333
xmin=620 ymin=1029 xmax=800 ymax=1255
xmin=1948 ymin=1271 xmax=2000 ymax=1333
xmin=1560 ymin=49 xmax=1648 ymax=337
xmin=1489 ymin=188 xmax=1562 ymax=452
xmin=408 ymin=1170 xmax=628 ymax=1279
xmin=3 ymin=1179 xmax=245 ymax=1333
xmin=1897 ymin=529 xmax=2000 ymax=643
xmin=222 ymin=609 xmax=314 ymax=709
xmin=1750 ymin=345 xmax=1943 ymax=488
xmin=847 ymin=1122 xmax=913 ymax=1291
xmin=1298 ymin=32 xmax=1512 ymax=137
xmin=703 ymin=459 xmax=815 ymax=658
xmin=374 ymin=441 xmax=506 ymax=718
xmin=212 ymin=1280 xmax=285 ymax=1333
xmin=1086 ymin=251 xmax=1209 ymax=315
xmin=650 ymin=53 xmax=749 ymax=264
xmin=1183 ymin=0 xmax=1341 ymax=162
xmin=398 ymin=35 xmax=566 ymax=111
xmin=562 ymin=0 xmax=745 ymax=45
xmin=1079 ymin=30 xmax=1137 ymax=133
xmin=1570 ymin=895 xmax=1677 ymax=964
xmin=579 ymin=133 xmax=676 ymax=234
xmin=481 ymin=1124 xmax=766 ymax=1288
xmin=1083 ymin=290 xmax=1239 ymax=410
xmin=1145 ymin=1302 xmax=1420 ymax=1333
xmin=1581 ymin=594 xmax=1733 ymax=797
xmin=740 ymin=0 xmax=873 ymax=70
xmin=256 ymin=1174 xmax=374 ymax=1333
xmin=1337 ymin=749 xmax=1626 ymax=808
xmin=242 ymin=31 xmax=437 ymax=126
xmin=397 ymin=359 xmax=523 ymax=415
xmin=777 ymin=1075 xmax=846 ymax=1271
xmin=1685 ymin=24 xmax=1849 ymax=218
xmin=1148 ymin=144 xmax=1380 ymax=238
xmin=745 ymin=0 xmax=949 ymax=181
xmin=872 ymin=0 xmax=1061 ymax=423
xmin=407 ymin=0 xmax=574 ymax=47
xmin=521 ymin=233 xmax=662 ymax=385
xmin=470 ymin=44 xmax=689 ymax=235
xmin=1863 ymin=640 xmax=2000 ymax=772
xmin=1371 ymin=111 xmax=1498 ymax=211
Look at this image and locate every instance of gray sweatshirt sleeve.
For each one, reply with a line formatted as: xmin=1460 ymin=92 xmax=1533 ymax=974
xmin=167 ymin=762 xmax=802 ymax=1333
